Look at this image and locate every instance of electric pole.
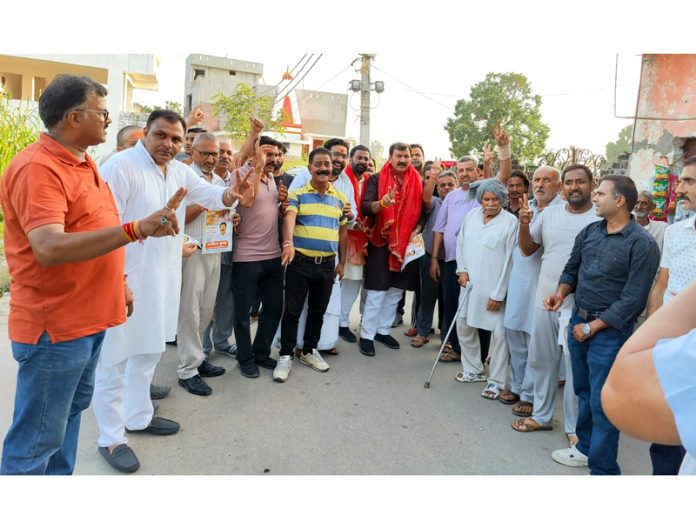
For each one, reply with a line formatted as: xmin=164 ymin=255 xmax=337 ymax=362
xmin=350 ymin=53 xmax=384 ymax=147
xmin=360 ymin=54 xmax=374 ymax=146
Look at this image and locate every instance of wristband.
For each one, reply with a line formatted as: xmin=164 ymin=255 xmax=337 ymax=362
xmin=497 ymin=143 xmax=511 ymax=161
xmin=122 ymin=222 xmax=138 ymax=243
xmin=282 ymin=241 xmax=294 ymax=247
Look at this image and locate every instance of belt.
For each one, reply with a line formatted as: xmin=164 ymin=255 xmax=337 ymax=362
xmin=294 ymin=252 xmax=336 ymax=265
xmin=576 ymin=307 xmax=604 ymax=322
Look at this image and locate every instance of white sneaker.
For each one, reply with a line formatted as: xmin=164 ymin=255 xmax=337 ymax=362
xmin=551 ymin=446 xmax=589 ymax=467
xmin=273 ymin=355 xmax=293 ymax=382
xmin=299 ymin=350 xmax=330 ymax=372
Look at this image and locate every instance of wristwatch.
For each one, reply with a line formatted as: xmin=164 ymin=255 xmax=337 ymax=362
xmin=582 ymin=323 xmax=592 ymax=336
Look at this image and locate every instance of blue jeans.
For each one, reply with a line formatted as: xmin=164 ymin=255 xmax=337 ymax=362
xmin=568 ymin=311 xmax=632 ymax=475
xmin=1 ymin=330 xmax=105 ymax=475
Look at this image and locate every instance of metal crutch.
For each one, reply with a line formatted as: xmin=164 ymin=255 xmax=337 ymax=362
xmin=424 ymin=283 xmax=471 ymax=388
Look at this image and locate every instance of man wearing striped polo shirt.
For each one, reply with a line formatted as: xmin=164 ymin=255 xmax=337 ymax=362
xmin=274 ymin=147 xmax=348 ymax=382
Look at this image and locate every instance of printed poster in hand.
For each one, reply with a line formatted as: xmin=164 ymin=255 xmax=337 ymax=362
xmin=202 ymin=208 xmax=233 ymax=254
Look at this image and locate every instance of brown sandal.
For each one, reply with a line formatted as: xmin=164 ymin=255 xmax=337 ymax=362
xmin=511 ymin=418 xmax=553 ymax=433
xmin=410 ymin=336 xmax=429 ymax=348
xmin=512 ymin=400 xmax=533 ymax=417
xmin=319 ymin=348 xmax=338 ymax=356
xmin=497 ymin=390 xmax=520 ymax=405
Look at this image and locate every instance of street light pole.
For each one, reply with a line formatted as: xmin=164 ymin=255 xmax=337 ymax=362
xmin=360 ymin=53 xmax=374 ymax=146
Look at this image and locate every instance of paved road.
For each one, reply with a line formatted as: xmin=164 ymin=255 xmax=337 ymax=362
xmin=0 ymin=294 xmax=651 ymax=475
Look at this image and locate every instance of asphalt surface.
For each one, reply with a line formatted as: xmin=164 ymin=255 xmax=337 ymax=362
xmin=0 ymin=293 xmax=652 ymax=475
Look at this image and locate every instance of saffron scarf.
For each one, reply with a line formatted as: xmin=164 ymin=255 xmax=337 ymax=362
xmin=345 ymin=165 xmax=368 ymax=266
xmin=365 ymin=163 xmax=423 ymax=272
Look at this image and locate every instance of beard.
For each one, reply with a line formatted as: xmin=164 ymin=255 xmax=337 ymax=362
xmin=351 ymin=163 xmax=367 ymax=176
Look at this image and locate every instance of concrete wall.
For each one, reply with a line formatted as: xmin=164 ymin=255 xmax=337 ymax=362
xmin=0 ymin=54 xmax=159 ymax=157
xmin=184 ymin=54 xmax=263 ymax=115
xmin=629 ymin=54 xmax=696 ymax=189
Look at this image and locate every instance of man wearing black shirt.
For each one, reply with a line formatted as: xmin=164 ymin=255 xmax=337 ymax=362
xmin=546 ymin=175 xmax=660 ymax=474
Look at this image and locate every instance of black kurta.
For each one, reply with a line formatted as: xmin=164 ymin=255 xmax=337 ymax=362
xmin=360 ymin=173 xmax=425 ymax=291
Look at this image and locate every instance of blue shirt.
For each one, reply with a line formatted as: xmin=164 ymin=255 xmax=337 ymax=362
xmin=559 ymin=218 xmax=660 ymax=329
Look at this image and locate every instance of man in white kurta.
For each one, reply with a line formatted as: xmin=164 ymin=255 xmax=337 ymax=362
xmin=92 ymin=113 xmax=236 ymax=468
xmin=284 ymin=142 xmax=357 ymax=353
xmin=503 ymin=167 xmax=564 ymax=412
xmin=455 ymin=180 xmax=517 ymax=399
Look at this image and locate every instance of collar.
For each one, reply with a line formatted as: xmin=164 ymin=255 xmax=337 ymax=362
xmin=682 ymin=216 xmax=696 ymax=230
xmin=39 ymin=133 xmax=93 ymax=167
xmin=304 ymin=179 xmax=337 ymax=196
xmin=601 ymin=217 xmax=637 ymax=236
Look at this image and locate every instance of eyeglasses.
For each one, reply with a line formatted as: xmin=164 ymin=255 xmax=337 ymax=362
xmin=193 ymin=148 xmax=220 ymax=159
xmin=74 ymin=108 xmax=110 ymax=121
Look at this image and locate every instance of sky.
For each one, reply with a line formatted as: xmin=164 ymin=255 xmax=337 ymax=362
xmin=7 ymin=0 xmax=691 ymax=165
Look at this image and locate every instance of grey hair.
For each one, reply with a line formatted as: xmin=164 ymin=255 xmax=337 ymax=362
xmin=457 ymin=155 xmax=479 ymax=166
xmin=533 ymin=165 xmax=560 ymax=181
xmin=192 ymin=132 xmax=219 ymax=147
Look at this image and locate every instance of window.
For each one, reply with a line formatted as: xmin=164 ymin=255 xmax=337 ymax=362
xmin=194 ymin=69 xmax=205 ymax=80
xmin=229 ymin=70 xmax=236 ymax=76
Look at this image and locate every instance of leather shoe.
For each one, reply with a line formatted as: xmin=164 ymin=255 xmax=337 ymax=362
xmin=375 ymin=333 xmax=400 ymax=349
xmin=359 ymin=338 xmax=375 ymax=356
xmin=239 ymin=362 xmax=260 ymax=378
xmin=339 ymin=326 xmax=357 ymax=343
xmin=255 ymin=357 xmax=277 ymax=370
xmin=198 ymin=359 xmax=225 ymax=377
xmin=150 ymin=384 xmax=171 ymax=400
xmin=99 ymin=444 xmax=140 ymax=473
xmin=126 ymin=416 xmax=180 ymax=435
xmin=178 ymin=375 xmax=212 ymax=396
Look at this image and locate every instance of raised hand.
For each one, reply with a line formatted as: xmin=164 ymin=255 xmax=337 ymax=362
xmin=493 ymin=122 xmax=510 ymax=147
xmin=381 ymin=186 xmax=396 ymax=208
xmin=483 ymin=143 xmax=493 ymax=165
xmin=518 ymin=192 xmax=533 ymax=225
xmin=249 ymin=115 xmax=264 ymax=134
xmin=186 ymin=106 xmax=205 ymax=128
xmin=139 ymin=187 xmax=187 ymax=237
xmin=430 ymin=157 xmax=443 ymax=181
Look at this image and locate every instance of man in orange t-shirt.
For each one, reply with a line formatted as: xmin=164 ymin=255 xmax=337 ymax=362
xmin=0 ymin=74 xmax=184 ymax=475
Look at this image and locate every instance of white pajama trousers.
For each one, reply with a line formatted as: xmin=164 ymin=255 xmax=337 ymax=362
xmin=340 ymin=278 xmax=362 ymax=327
xmin=457 ymin=316 xmax=509 ymax=388
xmin=360 ymin=288 xmax=403 ymax=340
xmin=92 ymin=352 xmax=161 ymax=447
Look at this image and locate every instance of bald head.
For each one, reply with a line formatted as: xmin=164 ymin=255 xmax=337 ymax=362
xmin=116 ymin=125 xmax=144 ymax=151
xmin=531 ymin=165 xmax=561 ymax=206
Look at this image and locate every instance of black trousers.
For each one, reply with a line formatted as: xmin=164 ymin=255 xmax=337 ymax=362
xmin=231 ymin=257 xmax=283 ymax=367
xmin=280 ymin=255 xmax=336 ymax=357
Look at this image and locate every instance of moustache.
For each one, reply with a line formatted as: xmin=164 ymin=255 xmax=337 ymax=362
xmin=317 ymin=171 xmax=330 ymax=176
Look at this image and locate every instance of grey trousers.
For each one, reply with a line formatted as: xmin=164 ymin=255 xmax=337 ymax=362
xmin=527 ymin=309 xmax=563 ymax=428
xmin=202 ymin=263 xmax=235 ymax=353
xmin=177 ymin=251 xmax=221 ymax=379
xmin=506 ymin=329 xmax=534 ymax=403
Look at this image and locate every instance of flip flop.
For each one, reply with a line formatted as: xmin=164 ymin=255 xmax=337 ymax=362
xmin=497 ymin=390 xmax=520 ymax=405
xmin=511 ymin=418 xmax=553 ymax=433
xmin=512 ymin=400 xmax=533 ymax=417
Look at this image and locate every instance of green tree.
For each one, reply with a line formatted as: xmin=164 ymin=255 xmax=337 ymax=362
xmin=211 ymin=83 xmax=288 ymax=139
xmin=605 ymin=125 xmax=632 ymax=165
xmin=445 ymin=72 xmax=549 ymax=164
xmin=0 ymin=95 xmax=40 ymax=178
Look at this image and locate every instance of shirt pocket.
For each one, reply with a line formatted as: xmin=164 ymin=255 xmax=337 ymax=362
xmin=482 ymin=235 xmax=500 ymax=251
